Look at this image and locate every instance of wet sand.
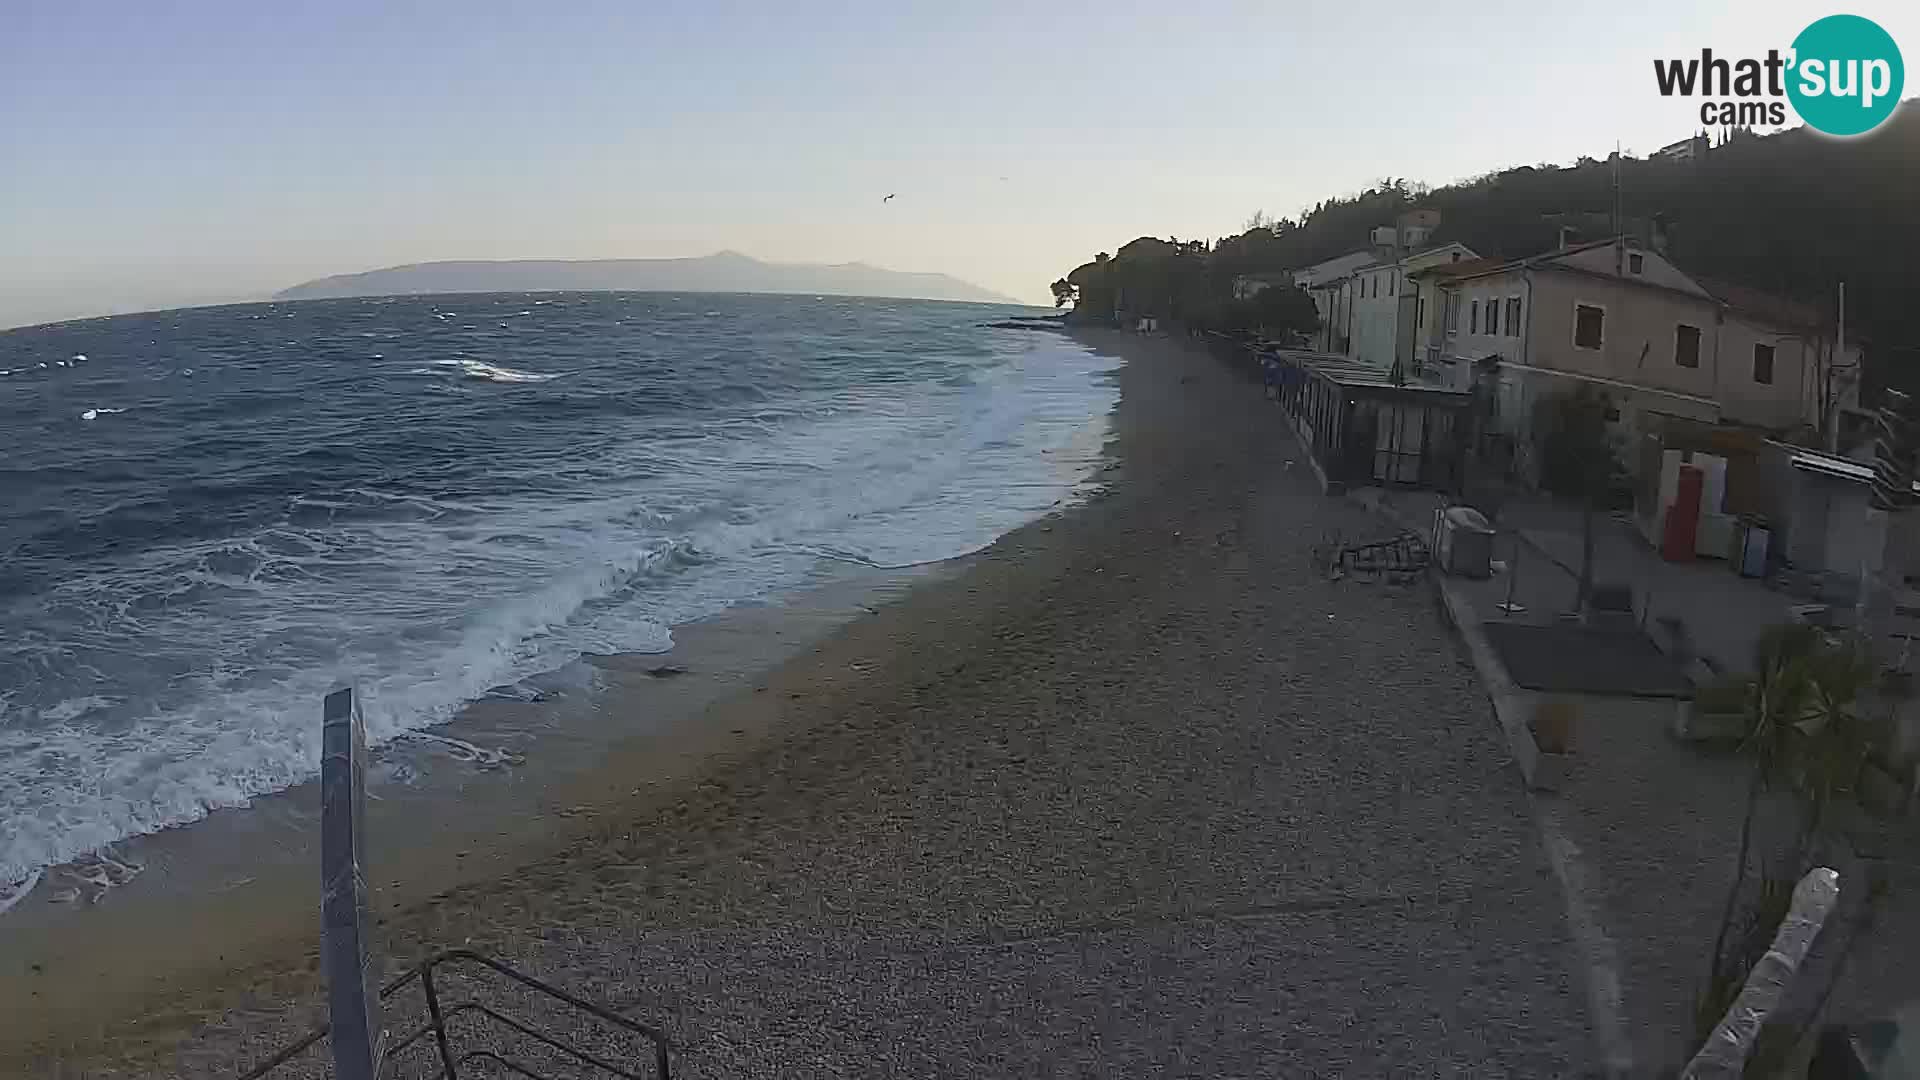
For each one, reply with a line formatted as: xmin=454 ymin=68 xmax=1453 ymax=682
xmin=6 ymin=330 xmax=1595 ymax=1076
xmin=0 ymin=565 xmax=946 ymax=1067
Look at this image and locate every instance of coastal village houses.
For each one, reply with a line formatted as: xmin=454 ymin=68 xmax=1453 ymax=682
xmin=1278 ymin=211 xmax=1875 ymax=584
xmin=1409 ymin=235 xmax=1862 ymax=470
xmin=1305 ymin=210 xmax=1477 ymax=371
xmin=1296 ymin=216 xmax=1862 ymax=480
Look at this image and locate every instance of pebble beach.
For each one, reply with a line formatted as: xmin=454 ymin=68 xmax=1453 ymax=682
xmin=10 ymin=329 xmax=1596 ymax=1077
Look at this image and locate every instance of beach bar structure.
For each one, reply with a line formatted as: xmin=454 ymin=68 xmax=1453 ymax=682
xmin=1258 ymin=348 xmax=1470 ymax=494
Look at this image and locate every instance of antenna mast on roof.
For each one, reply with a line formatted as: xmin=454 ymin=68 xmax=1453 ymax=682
xmin=1611 ymin=142 xmax=1624 ymax=277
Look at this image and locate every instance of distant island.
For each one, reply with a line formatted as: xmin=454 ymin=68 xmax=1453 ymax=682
xmin=275 ymin=251 xmax=1018 ymax=305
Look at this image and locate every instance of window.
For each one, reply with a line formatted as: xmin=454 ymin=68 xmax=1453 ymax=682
xmin=1445 ymin=292 xmax=1460 ymax=332
xmin=1505 ymin=296 xmax=1522 ymax=336
xmin=1451 ymin=251 xmax=1462 ymax=262
xmin=1387 ymin=275 xmax=1394 ymax=296
xmin=1488 ymin=297 xmax=1501 ymax=335
xmin=1470 ymin=299 xmax=1480 ymax=334
xmin=1754 ymin=342 xmax=1775 ymax=384
xmin=1574 ymin=304 xmax=1604 ymax=349
xmin=1629 ymin=253 xmax=1644 ymax=274
xmin=1416 ymin=294 xmax=1426 ymax=328
xmin=1675 ymin=324 xmax=1701 ymax=368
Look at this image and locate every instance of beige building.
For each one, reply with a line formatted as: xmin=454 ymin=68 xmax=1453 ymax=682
xmin=1413 ymin=239 xmax=1860 ymax=476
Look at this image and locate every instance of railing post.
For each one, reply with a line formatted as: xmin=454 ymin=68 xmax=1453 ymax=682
xmin=1681 ymin=867 xmax=1840 ymax=1079
xmin=322 ymin=687 xmax=386 ymax=1080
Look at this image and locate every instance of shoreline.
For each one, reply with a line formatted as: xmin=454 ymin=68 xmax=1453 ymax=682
xmin=9 ymin=328 xmax=1596 ymax=1076
xmin=1 ymin=344 xmax=1117 ymax=1068
xmin=0 ymin=561 xmax=956 ymax=1057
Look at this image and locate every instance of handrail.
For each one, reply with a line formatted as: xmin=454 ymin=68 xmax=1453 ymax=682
xmin=1680 ymin=866 xmax=1840 ymax=1079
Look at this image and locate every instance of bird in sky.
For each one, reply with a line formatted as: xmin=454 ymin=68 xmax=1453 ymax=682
xmin=882 ymin=193 xmax=896 ymax=203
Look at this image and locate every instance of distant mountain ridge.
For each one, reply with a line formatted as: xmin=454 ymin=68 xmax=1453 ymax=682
xmin=275 ymin=251 xmax=1017 ymax=305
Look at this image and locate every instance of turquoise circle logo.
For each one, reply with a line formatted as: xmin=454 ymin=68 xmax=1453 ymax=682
xmin=1787 ymin=14 xmax=1904 ymax=136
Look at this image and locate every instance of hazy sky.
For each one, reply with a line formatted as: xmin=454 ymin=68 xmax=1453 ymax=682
xmin=3 ymin=1 xmax=1915 ymax=327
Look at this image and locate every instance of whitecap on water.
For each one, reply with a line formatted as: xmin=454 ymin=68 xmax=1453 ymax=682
xmin=428 ymin=358 xmax=562 ymax=384
xmin=79 ymin=408 xmax=126 ymax=422
xmin=39 ymin=694 xmax=120 ymax=722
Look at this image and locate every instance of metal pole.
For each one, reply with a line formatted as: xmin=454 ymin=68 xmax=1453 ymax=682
xmin=1497 ymin=532 xmax=1526 ymax=616
xmin=1833 ymin=281 xmax=1847 ymax=453
xmin=421 ymin=963 xmax=460 ymax=1080
xmin=322 ymin=687 xmax=386 ymax=1080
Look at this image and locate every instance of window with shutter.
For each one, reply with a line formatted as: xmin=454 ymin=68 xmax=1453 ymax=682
xmin=1676 ymin=325 xmax=1701 ymax=368
xmin=1574 ymin=305 xmax=1604 ymax=349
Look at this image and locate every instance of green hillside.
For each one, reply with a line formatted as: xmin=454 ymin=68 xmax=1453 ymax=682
xmin=1062 ymin=103 xmax=1920 ymax=389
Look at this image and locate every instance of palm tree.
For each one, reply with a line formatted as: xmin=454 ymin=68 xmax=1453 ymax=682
xmin=1697 ymin=623 xmax=1874 ymax=1042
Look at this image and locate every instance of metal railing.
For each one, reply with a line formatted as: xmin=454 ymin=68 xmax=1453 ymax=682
xmin=239 ymin=950 xmax=671 ymax=1080
xmin=236 ymin=687 xmax=671 ymax=1079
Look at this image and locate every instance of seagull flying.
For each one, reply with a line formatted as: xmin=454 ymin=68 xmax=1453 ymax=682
xmin=882 ymin=193 xmax=896 ymax=203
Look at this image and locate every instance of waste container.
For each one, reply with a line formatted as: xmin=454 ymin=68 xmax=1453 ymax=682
xmin=1435 ymin=506 xmax=1493 ymax=578
xmin=1731 ymin=516 xmax=1770 ymax=578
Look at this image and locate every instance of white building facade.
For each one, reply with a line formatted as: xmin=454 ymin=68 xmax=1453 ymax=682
xmin=1335 ymin=242 xmax=1477 ymax=375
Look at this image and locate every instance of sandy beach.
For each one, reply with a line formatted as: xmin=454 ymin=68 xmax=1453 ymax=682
xmin=8 ymin=329 xmax=1594 ymax=1076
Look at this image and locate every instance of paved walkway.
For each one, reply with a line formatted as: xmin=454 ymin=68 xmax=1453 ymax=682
xmin=1363 ymin=486 xmax=1920 ymax=1071
xmin=1494 ymin=500 xmax=1801 ymax=677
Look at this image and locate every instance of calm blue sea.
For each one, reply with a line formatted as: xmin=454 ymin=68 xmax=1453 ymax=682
xmin=0 ymin=293 xmax=1116 ymax=906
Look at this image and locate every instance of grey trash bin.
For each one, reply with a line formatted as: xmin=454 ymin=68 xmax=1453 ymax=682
xmin=1436 ymin=506 xmax=1493 ymax=578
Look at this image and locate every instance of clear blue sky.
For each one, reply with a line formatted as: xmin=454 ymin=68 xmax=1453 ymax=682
xmin=3 ymin=0 xmax=1914 ymax=326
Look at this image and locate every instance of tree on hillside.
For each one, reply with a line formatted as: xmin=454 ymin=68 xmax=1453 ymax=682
xmin=1231 ymin=282 xmax=1319 ymax=338
xmin=1531 ymin=387 xmax=1628 ymax=614
xmin=1066 ymin=113 xmax=1920 ymax=385
xmin=1064 ymin=253 xmax=1115 ymax=322
xmin=1050 ymin=278 xmax=1076 ymax=308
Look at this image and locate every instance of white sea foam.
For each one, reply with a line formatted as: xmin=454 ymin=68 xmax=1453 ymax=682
xmin=38 ymin=695 xmax=121 ymax=723
xmin=0 ymin=870 xmax=42 ymax=915
xmin=79 ymin=407 xmax=126 ymax=421
xmin=0 ymin=334 xmax=1120 ymax=898
xmin=428 ymin=358 xmax=562 ymax=383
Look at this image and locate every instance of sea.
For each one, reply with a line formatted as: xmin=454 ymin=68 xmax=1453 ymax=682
xmin=0 ymin=292 xmax=1118 ymax=910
